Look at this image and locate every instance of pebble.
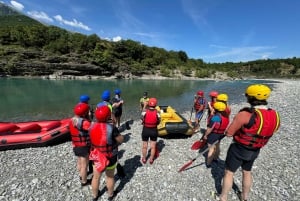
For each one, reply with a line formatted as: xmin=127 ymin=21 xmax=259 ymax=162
xmin=0 ymin=79 xmax=299 ymax=201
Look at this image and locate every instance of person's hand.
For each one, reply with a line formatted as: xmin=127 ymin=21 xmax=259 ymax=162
xmin=203 ymin=135 xmax=208 ymax=140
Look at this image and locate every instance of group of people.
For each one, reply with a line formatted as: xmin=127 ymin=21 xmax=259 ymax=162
xmin=69 ymin=84 xmax=280 ymax=201
xmin=193 ymin=84 xmax=280 ymax=201
xmin=69 ymin=89 xmax=125 ymax=201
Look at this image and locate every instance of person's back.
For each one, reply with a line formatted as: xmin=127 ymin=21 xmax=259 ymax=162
xmin=219 ymin=84 xmax=280 ymax=201
xmin=89 ymin=105 xmax=124 ymax=201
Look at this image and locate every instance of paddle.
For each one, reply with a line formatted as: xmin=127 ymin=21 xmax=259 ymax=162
xmin=178 ymin=135 xmax=225 ymax=172
xmin=189 ymin=106 xmax=194 ymax=121
xmin=191 ymin=137 xmax=207 ymax=150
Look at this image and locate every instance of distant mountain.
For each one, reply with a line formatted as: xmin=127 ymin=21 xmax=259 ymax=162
xmin=0 ymin=2 xmax=42 ymax=26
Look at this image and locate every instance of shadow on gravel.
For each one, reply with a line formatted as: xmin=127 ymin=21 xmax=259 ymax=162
xmin=114 ymin=155 xmax=142 ymax=195
xmin=209 ymin=159 xmax=242 ymax=199
xmin=118 ymin=119 xmax=134 ymax=133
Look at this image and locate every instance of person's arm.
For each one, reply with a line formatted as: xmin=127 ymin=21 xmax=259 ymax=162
xmin=225 ymin=111 xmax=250 ymax=137
xmin=112 ymin=126 xmax=124 ymax=145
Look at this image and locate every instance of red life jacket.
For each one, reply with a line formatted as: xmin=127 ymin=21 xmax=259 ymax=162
xmin=89 ymin=123 xmax=116 ymax=158
xmin=143 ymin=109 xmax=159 ymax=128
xmin=234 ymin=107 xmax=280 ymax=149
xmin=212 ymin=113 xmax=229 ymax=134
xmin=194 ymin=97 xmax=206 ymax=111
xmin=69 ymin=117 xmax=90 ymax=147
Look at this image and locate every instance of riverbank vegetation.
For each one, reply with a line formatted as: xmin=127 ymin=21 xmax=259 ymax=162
xmin=1 ymin=3 xmax=299 ymax=79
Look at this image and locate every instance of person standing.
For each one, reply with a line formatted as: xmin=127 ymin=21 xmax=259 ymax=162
xmin=207 ymin=90 xmax=218 ymax=117
xmin=139 ymin=91 xmax=149 ymax=111
xmin=218 ymin=84 xmax=280 ymax=201
xmin=193 ymin=90 xmax=207 ymax=132
xmin=203 ymin=101 xmax=229 ymax=167
xmin=69 ymin=102 xmax=91 ymax=186
xmin=216 ymin=93 xmax=231 ymax=118
xmin=89 ymin=105 xmax=124 ymax=201
xmin=111 ymin=89 xmax=124 ymax=128
xmin=140 ymin=97 xmax=160 ymax=164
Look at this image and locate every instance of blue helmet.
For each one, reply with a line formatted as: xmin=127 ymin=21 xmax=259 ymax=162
xmin=114 ymin=89 xmax=121 ymax=95
xmin=101 ymin=90 xmax=110 ymax=101
xmin=79 ymin=95 xmax=90 ymax=103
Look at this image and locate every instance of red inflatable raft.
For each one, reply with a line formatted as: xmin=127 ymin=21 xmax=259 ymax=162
xmin=0 ymin=118 xmax=71 ymax=151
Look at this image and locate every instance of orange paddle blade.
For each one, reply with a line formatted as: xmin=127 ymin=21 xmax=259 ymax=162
xmin=191 ymin=139 xmax=207 ymax=150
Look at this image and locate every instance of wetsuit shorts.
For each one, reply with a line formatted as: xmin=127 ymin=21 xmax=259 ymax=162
xmin=113 ymin=108 xmax=122 ymax=117
xmin=106 ymin=155 xmax=118 ymax=170
xmin=195 ymin=110 xmax=205 ymax=120
xmin=225 ymin=143 xmax=260 ymax=172
xmin=207 ymin=133 xmax=223 ymax=145
xmin=141 ymin=126 xmax=158 ymax=141
xmin=73 ymin=146 xmax=90 ymax=157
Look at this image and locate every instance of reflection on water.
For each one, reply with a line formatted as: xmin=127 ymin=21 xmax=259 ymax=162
xmin=0 ymin=78 xmax=280 ymax=122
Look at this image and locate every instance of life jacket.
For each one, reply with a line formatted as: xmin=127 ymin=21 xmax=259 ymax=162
xmin=143 ymin=109 xmax=159 ymax=128
xmin=97 ymin=101 xmax=113 ymax=112
xmin=69 ymin=117 xmax=90 ymax=147
xmin=194 ymin=97 xmax=206 ymax=111
xmin=89 ymin=122 xmax=117 ymax=159
xmin=234 ymin=107 xmax=280 ymax=149
xmin=212 ymin=113 xmax=229 ymax=134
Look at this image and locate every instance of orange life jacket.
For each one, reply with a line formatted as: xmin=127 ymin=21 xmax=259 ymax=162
xmin=143 ymin=109 xmax=159 ymax=128
xmin=69 ymin=117 xmax=90 ymax=147
xmin=234 ymin=107 xmax=280 ymax=149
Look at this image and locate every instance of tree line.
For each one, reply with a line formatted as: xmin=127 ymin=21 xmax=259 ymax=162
xmin=0 ymin=6 xmax=299 ymax=78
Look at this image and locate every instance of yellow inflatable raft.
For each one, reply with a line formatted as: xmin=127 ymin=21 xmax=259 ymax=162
xmin=156 ymin=106 xmax=194 ymax=136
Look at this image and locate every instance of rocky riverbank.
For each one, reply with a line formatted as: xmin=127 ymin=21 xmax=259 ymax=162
xmin=0 ymin=79 xmax=299 ymax=201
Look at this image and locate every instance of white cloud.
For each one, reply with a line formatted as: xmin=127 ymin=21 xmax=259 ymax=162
xmin=54 ymin=15 xmax=91 ymax=31
xmin=10 ymin=0 xmax=24 ymax=11
xmin=203 ymin=45 xmax=276 ymax=62
xmin=27 ymin=11 xmax=53 ymax=23
xmin=112 ymin=36 xmax=122 ymax=42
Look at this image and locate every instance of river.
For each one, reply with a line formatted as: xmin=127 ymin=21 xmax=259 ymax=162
xmin=0 ymin=78 xmax=280 ymax=122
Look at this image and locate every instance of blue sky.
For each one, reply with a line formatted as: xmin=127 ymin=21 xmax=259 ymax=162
xmin=2 ymin=0 xmax=300 ymax=63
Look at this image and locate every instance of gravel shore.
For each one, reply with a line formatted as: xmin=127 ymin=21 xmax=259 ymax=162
xmin=0 ymin=79 xmax=299 ymax=201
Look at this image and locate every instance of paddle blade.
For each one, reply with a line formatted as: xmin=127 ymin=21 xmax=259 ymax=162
xmin=191 ymin=139 xmax=207 ymax=150
xmin=178 ymin=159 xmax=194 ymax=172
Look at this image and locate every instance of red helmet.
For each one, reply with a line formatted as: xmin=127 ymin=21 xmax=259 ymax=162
xmin=74 ymin=103 xmax=89 ymax=116
xmin=209 ymin=91 xmax=218 ymax=98
xmin=95 ymin=105 xmax=111 ymax=122
xmin=148 ymin=98 xmax=157 ymax=107
xmin=197 ymin=90 xmax=204 ymax=96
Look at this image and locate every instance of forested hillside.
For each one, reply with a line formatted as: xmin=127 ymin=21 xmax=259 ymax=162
xmin=1 ymin=2 xmax=299 ymax=79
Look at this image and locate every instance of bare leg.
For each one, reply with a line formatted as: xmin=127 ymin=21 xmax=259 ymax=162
xmin=149 ymin=140 xmax=157 ymax=162
xmin=91 ymin=165 xmax=102 ymax=199
xmin=142 ymin=141 xmax=148 ymax=160
xmin=214 ymin=142 xmax=220 ymax=160
xmin=79 ymin=156 xmax=89 ymax=183
xmin=206 ymin=144 xmax=215 ymax=165
xmin=105 ymin=168 xmax=116 ymax=197
xmin=242 ymin=170 xmax=252 ymax=201
xmin=219 ymin=169 xmax=234 ymax=201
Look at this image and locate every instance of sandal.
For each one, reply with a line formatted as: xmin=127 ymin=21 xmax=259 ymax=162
xmin=140 ymin=157 xmax=147 ymax=164
xmin=149 ymin=158 xmax=154 ymax=165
